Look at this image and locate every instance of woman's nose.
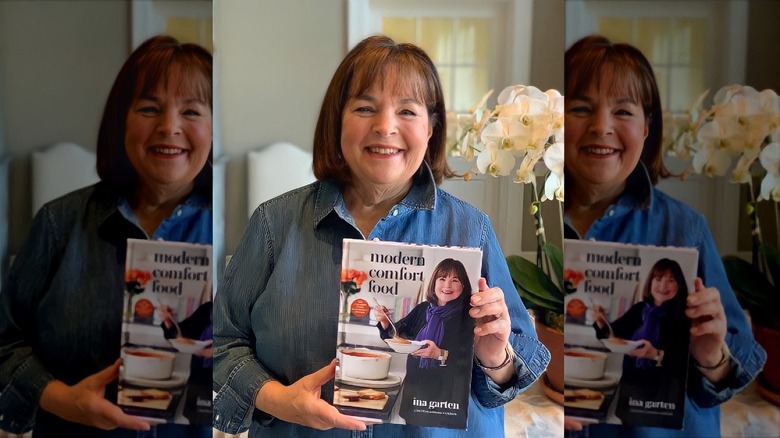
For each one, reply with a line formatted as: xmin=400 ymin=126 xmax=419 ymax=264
xmin=157 ymin=110 xmax=182 ymax=136
xmin=373 ymin=109 xmax=398 ymax=137
xmin=589 ymin=109 xmax=613 ymax=136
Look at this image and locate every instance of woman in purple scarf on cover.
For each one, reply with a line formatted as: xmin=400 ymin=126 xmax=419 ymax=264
xmin=376 ymin=258 xmax=474 ymax=424
xmin=591 ymin=258 xmax=691 ymax=425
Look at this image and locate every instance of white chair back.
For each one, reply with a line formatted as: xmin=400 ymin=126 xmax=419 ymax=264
xmin=246 ymin=142 xmax=316 ymax=217
xmin=31 ymin=142 xmax=100 ymax=215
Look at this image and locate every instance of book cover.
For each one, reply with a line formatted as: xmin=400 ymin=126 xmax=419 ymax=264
xmin=118 ymin=239 xmax=213 ymax=426
xmin=335 ymin=239 xmax=483 ymax=429
xmin=562 ymin=239 xmax=698 ymax=429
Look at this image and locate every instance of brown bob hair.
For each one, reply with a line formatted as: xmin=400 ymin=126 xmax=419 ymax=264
xmin=96 ymin=35 xmax=212 ymax=196
xmin=312 ymin=35 xmax=455 ymax=186
xmin=565 ymin=35 xmax=669 ymax=184
xmin=425 ymin=258 xmax=473 ymax=307
xmin=641 ymin=258 xmax=689 ymax=312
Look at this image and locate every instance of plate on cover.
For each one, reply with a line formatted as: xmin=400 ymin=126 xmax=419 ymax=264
xmin=339 ymin=372 xmax=403 ymax=389
xmin=565 ymin=372 xmax=620 ymax=389
xmin=169 ymin=337 xmax=212 ymax=354
xmin=384 ymin=339 xmax=425 ymax=354
xmin=122 ymin=371 xmax=188 ymax=389
xmin=601 ymin=337 xmax=644 ymax=354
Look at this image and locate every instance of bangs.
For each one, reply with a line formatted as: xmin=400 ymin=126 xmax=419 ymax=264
xmin=566 ymin=54 xmax=652 ymax=110
xmin=346 ymin=53 xmax=437 ymax=113
xmin=135 ymin=53 xmax=212 ymax=107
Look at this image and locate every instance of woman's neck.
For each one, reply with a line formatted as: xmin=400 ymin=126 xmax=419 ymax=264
xmin=130 ymin=183 xmax=193 ymax=237
xmin=565 ymin=180 xmax=625 ymax=237
xmin=343 ymin=181 xmax=411 ymax=237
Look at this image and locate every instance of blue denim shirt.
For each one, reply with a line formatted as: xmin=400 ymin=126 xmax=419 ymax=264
xmin=0 ymin=183 xmax=212 ymax=436
xmin=213 ymin=165 xmax=550 ymax=437
xmin=564 ymin=164 xmax=766 ymax=438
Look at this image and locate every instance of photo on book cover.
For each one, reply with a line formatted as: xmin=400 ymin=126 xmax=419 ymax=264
xmin=118 ymin=238 xmax=213 ymax=426
xmin=563 ymin=239 xmax=699 ymax=429
xmin=335 ymin=239 xmax=482 ymax=429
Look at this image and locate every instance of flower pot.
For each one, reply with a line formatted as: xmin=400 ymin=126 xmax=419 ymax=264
xmin=753 ymin=322 xmax=780 ymax=393
xmin=535 ymin=320 xmax=564 ymax=395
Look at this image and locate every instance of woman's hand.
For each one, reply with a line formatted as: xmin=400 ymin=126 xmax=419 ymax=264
xmin=590 ymin=304 xmax=608 ymax=328
xmin=255 ymin=359 xmax=366 ymax=431
xmin=470 ymin=278 xmax=513 ymax=384
xmin=39 ymin=359 xmax=151 ymax=430
xmin=375 ymin=305 xmax=391 ymax=329
xmin=686 ymin=278 xmax=730 ymax=381
xmin=159 ymin=305 xmax=176 ymax=332
xmin=412 ymin=340 xmax=441 ymax=359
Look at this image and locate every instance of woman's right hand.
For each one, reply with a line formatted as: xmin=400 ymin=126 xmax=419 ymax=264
xmin=255 ymin=359 xmax=366 ymax=431
xmin=159 ymin=305 xmax=176 ymax=330
xmin=375 ymin=305 xmax=391 ymax=328
xmin=39 ymin=359 xmax=151 ymax=430
xmin=590 ymin=304 xmax=607 ymax=327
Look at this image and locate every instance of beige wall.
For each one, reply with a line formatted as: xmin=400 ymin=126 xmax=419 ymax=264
xmin=0 ymin=0 xmax=129 ymax=254
xmin=216 ymin=0 xmax=565 ymax=256
xmin=215 ymin=0 xmax=348 ymax=254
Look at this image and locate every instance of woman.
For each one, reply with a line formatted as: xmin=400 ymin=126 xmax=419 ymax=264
xmin=213 ymin=35 xmax=550 ymax=437
xmin=591 ymin=258 xmax=691 ymax=427
xmin=0 ymin=35 xmax=212 ymax=437
xmin=564 ymin=35 xmax=766 ymax=437
xmin=375 ymin=258 xmax=473 ymax=428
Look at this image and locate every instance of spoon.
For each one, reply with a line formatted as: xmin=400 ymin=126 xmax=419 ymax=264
xmin=588 ymin=298 xmax=614 ymax=338
xmin=372 ymin=297 xmax=399 ymax=338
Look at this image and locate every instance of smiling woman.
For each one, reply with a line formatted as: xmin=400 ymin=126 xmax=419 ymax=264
xmin=0 ymin=35 xmax=213 ymax=437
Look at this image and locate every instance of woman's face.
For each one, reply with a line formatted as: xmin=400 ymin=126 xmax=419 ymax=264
xmin=564 ymin=71 xmax=648 ymax=196
xmin=340 ymin=70 xmax=432 ymax=195
xmin=650 ymin=270 xmax=680 ymax=306
xmin=124 ymin=73 xmax=212 ymax=196
xmin=434 ymin=272 xmax=464 ymax=305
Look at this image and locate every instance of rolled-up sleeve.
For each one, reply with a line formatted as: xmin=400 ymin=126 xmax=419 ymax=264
xmin=0 ymin=207 xmax=58 ymax=434
xmin=688 ymin=214 xmax=766 ymax=408
xmin=213 ymin=207 xmax=278 ymax=434
xmin=471 ymin=217 xmax=550 ymax=407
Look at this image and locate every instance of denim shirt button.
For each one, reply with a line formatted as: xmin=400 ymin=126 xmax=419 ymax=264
xmin=392 ymin=209 xmax=399 ymax=216
xmin=608 ymin=209 xmax=615 ymax=216
xmin=176 ymin=209 xmax=183 ymax=216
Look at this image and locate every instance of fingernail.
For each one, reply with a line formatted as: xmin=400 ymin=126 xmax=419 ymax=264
xmin=472 ymin=296 xmax=481 ymax=303
xmin=475 ymin=327 xmax=483 ymax=333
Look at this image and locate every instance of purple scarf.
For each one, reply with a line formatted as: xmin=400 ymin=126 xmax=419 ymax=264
xmin=415 ymin=299 xmax=465 ymax=369
xmin=632 ymin=303 xmax=667 ymax=369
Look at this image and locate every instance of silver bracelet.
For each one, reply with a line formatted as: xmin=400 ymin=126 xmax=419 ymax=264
xmin=475 ymin=345 xmax=514 ymax=371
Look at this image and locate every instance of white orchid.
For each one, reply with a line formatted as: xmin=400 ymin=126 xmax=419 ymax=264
xmin=758 ymin=142 xmax=779 ymax=202
xmin=542 ymin=141 xmax=564 ymax=201
xmin=476 ymin=141 xmax=515 ymax=177
xmin=664 ymin=84 xmax=779 ymax=203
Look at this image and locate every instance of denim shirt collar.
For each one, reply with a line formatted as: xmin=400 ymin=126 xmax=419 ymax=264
xmin=313 ymin=162 xmax=437 ymax=230
xmin=114 ymin=190 xmax=211 ymax=239
xmin=564 ymin=162 xmax=654 ymax=239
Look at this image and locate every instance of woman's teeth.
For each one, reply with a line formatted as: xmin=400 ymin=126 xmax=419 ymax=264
xmin=369 ymin=147 xmax=398 ymax=155
xmin=152 ymin=147 xmax=183 ymax=155
xmin=586 ymin=147 xmax=616 ymax=155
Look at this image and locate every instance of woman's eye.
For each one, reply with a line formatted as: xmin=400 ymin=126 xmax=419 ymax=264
xmin=183 ymin=108 xmax=202 ymax=116
xmin=399 ymin=109 xmax=417 ymax=117
xmin=137 ymin=106 xmax=158 ymax=114
xmin=355 ymin=106 xmax=374 ymax=113
xmin=615 ymin=109 xmax=634 ymax=116
xmin=568 ymin=105 xmax=590 ymax=114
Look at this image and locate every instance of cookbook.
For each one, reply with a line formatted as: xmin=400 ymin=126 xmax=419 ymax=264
xmin=335 ymin=239 xmax=482 ymax=429
xmin=118 ymin=239 xmax=213 ymax=426
xmin=563 ymin=239 xmax=698 ymax=429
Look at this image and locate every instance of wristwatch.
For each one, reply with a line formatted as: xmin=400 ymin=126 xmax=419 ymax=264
xmin=438 ymin=349 xmax=449 ymax=366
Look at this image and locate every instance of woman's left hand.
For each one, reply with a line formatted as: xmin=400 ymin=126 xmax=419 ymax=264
xmin=627 ymin=339 xmax=657 ymax=360
xmin=412 ymin=340 xmax=442 ymax=359
xmin=470 ymin=278 xmax=512 ymax=367
xmin=685 ymin=278 xmax=728 ymax=366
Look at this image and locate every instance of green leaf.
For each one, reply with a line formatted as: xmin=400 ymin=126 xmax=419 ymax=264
xmin=506 ymin=255 xmax=563 ymax=314
xmin=723 ymin=255 xmax=778 ymax=310
xmin=542 ymin=243 xmax=563 ymax=290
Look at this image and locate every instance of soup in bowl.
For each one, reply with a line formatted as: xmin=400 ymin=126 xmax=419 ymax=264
xmin=339 ymin=348 xmax=391 ymax=380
